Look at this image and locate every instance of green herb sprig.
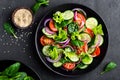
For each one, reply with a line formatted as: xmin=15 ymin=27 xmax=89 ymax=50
xmin=101 ymin=61 xmax=117 ymax=74
xmin=32 ymin=0 xmax=49 ymax=13
xmin=3 ymin=22 xmax=18 ymax=38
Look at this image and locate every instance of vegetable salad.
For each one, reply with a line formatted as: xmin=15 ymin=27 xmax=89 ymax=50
xmin=40 ymin=8 xmax=104 ymax=71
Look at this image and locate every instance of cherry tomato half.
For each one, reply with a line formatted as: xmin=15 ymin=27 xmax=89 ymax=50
xmin=49 ymin=20 xmax=58 ymax=32
xmin=63 ymin=62 xmax=75 ymax=71
xmin=91 ymin=46 xmax=100 ymax=57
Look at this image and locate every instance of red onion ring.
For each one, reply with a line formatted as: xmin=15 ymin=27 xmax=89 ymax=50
xmin=76 ymin=58 xmax=81 ymax=64
xmin=72 ymin=8 xmax=87 ymax=17
xmin=92 ymin=35 xmax=102 ymax=48
xmin=46 ymin=54 xmax=62 ymax=63
xmin=58 ymin=38 xmax=69 ymax=44
xmin=65 ymin=45 xmax=74 ymax=51
xmin=74 ymin=11 xmax=78 ymax=21
xmin=44 ymin=18 xmax=52 ymax=27
xmin=45 ymin=27 xmax=55 ymax=34
xmin=62 ymin=38 xmax=70 ymax=48
xmin=74 ymin=11 xmax=85 ymax=29
xmin=79 ymin=21 xmax=85 ymax=29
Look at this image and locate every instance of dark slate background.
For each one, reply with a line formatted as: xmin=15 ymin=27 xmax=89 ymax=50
xmin=0 ymin=0 xmax=120 ymax=80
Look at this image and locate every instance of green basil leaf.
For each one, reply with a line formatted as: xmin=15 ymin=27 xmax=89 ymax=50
xmin=12 ymin=72 xmax=27 ymax=80
xmin=2 ymin=62 xmax=20 ymax=77
xmin=32 ymin=3 xmax=41 ymax=13
xmin=71 ymin=40 xmax=84 ymax=47
xmin=3 ymin=22 xmax=17 ymax=38
xmin=101 ymin=62 xmax=117 ymax=74
xmin=0 ymin=76 xmax=9 ymax=80
xmin=24 ymin=76 xmax=34 ymax=80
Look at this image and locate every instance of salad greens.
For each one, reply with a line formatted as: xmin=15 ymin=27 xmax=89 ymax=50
xmin=54 ymin=28 xmax=67 ymax=41
xmin=92 ymin=24 xmax=104 ymax=35
xmin=40 ymin=8 xmax=105 ymax=71
xmin=3 ymin=22 xmax=18 ymax=38
xmin=101 ymin=62 xmax=117 ymax=74
xmin=0 ymin=62 xmax=34 ymax=80
xmin=53 ymin=11 xmax=64 ymax=24
xmin=32 ymin=0 xmax=49 ymax=13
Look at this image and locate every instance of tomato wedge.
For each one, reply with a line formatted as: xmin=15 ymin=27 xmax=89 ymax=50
xmin=40 ymin=35 xmax=54 ymax=46
xmin=63 ymin=62 xmax=75 ymax=70
xmin=82 ymin=42 xmax=88 ymax=53
xmin=91 ymin=46 xmax=100 ymax=57
xmin=49 ymin=20 xmax=58 ymax=32
xmin=75 ymin=12 xmax=86 ymax=28
xmin=85 ymin=28 xmax=94 ymax=38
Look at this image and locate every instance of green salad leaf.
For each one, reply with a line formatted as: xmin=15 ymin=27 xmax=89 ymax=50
xmin=92 ymin=24 xmax=104 ymax=35
xmin=3 ymin=22 xmax=18 ymax=38
xmin=101 ymin=62 xmax=117 ymax=74
xmin=71 ymin=40 xmax=84 ymax=47
xmin=54 ymin=28 xmax=67 ymax=41
xmin=71 ymin=31 xmax=79 ymax=40
xmin=53 ymin=11 xmax=64 ymax=24
xmin=49 ymin=46 xmax=59 ymax=60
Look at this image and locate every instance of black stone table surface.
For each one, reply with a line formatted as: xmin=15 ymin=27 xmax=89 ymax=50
xmin=0 ymin=0 xmax=120 ymax=80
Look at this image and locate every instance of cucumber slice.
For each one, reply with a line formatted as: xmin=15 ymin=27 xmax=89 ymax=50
xmin=94 ymin=35 xmax=104 ymax=46
xmin=65 ymin=52 xmax=79 ymax=62
xmin=42 ymin=28 xmax=56 ymax=38
xmin=53 ymin=62 xmax=63 ymax=67
xmin=88 ymin=47 xmax=95 ymax=54
xmin=82 ymin=54 xmax=93 ymax=64
xmin=63 ymin=10 xmax=74 ymax=20
xmin=42 ymin=45 xmax=50 ymax=56
xmin=77 ymin=63 xmax=88 ymax=69
xmin=86 ymin=17 xmax=98 ymax=29
xmin=78 ymin=33 xmax=91 ymax=43
xmin=42 ymin=28 xmax=51 ymax=36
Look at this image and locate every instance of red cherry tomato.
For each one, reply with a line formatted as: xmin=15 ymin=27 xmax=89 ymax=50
xmin=63 ymin=62 xmax=75 ymax=70
xmin=85 ymin=28 xmax=94 ymax=37
xmin=40 ymin=35 xmax=54 ymax=46
xmin=82 ymin=42 xmax=88 ymax=53
xmin=49 ymin=20 xmax=58 ymax=32
xmin=91 ymin=46 xmax=100 ymax=57
xmin=75 ymin=12 xmax=86 ymax=27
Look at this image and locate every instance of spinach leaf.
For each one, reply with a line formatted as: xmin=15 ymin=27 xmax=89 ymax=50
xmin=3 ymin=22 xmax=17 ymax=38
xmin=12 ymin=72 xmax=27 ymax=80
xmin=71 ymin=40 xmax=84 ymax=47
xmin=2 ymin=62 xmax=20 ymax=77
xmin=101 ymin=62 xmax=117 ymax=74
xmin=0 ymin=76 xmax=9 ymax=80
xmin=24 ymin=76 xmax=34 ymax=80
xmin=32 ymin=0 xmax=49 ymax=13
xmin=68 ymin=22 xmax=78 ymax=34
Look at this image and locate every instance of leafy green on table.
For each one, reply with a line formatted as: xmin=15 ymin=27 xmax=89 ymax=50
xmin=101 ymin=62 xmax=117 ymax=74
xmin=0 ymin=62 xmax=34 ymax=80
xmin=3 ymin=22 xmax=18 ymax=38
xmin=32 ymin=0 xmax=49 ymax=13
